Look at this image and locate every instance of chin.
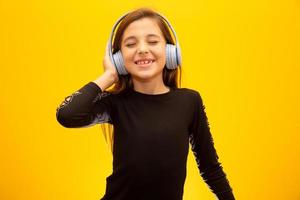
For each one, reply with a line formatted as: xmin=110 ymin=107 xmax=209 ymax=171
xmin=130 ymin=71 xmax=162 ymax=81
xmin=125 ymin=62 xmax=164 ymax=80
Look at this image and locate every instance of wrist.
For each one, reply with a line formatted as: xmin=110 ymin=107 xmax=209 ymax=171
xmin=104 ymin=71 xmax=117 ymax=83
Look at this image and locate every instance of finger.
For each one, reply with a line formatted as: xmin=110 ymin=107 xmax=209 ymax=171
xmin=105 ymin=40 xmax=110 ymax=56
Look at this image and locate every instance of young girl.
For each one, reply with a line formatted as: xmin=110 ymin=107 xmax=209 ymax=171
xmin=56 ymin=7 xmax=235 ymax=200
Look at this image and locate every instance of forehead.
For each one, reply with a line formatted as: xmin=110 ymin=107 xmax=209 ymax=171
xmin=121 ymin=17 xmax=164 ymax=41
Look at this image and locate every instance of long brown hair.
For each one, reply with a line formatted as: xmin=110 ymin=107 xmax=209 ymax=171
xmin=101 ymin=7 xmax=182 ymax=154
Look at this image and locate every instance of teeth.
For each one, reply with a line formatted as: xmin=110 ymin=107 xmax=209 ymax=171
xmin=137 ymin=60 xmax=153 ymax=65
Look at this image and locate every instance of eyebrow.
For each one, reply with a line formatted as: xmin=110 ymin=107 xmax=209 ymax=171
xmin=123 ymin=34 xmax=160 ymax=43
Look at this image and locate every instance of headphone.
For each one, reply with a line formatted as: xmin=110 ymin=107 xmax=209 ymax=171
xmin=108 ymin=11 xmax=182 ymax=75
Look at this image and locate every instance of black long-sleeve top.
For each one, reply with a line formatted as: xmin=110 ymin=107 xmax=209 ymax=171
xmin=56 ymin=81 xmax=235 ymax=200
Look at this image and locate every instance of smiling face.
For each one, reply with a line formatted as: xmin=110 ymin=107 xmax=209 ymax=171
xmin=120 ymin=17 xmax=167 ymax=83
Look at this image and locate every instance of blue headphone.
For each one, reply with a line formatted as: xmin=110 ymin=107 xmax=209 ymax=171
xmin=108 ymin=11 xmax=182 ymax=75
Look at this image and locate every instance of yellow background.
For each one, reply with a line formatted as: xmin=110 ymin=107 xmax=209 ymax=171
xmin=1 ymin=0 xmax=299 ymax=199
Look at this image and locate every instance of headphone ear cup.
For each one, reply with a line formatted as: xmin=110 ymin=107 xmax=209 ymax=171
xmin=165 ymin=44 xmax=179 ymax=70
xmin=113 ymin=50 xmax=128 ymax=75
xmin=176 ymin=44 xmax=182 ymax=66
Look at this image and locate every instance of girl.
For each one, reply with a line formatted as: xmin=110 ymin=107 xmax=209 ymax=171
xmin=56 ymin=7 xmax=235 ymax=200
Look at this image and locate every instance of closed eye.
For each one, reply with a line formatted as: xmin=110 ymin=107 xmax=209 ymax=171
xmin=149 ymin=41 xmax=158 ymax=45
xmin=126 ymin=43 xmax=136 ymax=47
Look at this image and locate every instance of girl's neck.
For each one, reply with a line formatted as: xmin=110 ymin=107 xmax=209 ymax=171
xmin=132 ymin=77 xmax=170 ymax=95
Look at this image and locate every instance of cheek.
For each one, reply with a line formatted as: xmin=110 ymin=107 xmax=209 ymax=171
xmin=121 ymin=50 xmax=134 ymax=63
xmin=152 ymin=46 xmax=166 ymax=58
xmin=157 ymin=47 xmax=166 ymax=63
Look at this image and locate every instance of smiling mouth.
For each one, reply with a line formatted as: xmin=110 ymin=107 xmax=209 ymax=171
xmin=134 ymin=59 xmax=155 ymax=67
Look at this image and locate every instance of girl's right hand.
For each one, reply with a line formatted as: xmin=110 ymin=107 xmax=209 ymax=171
xmin=103 ymin=41 xmax=119 ymax=83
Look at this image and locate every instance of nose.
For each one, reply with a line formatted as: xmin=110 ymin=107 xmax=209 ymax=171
xmin=137 ymin=42 xmax=149 ymax=54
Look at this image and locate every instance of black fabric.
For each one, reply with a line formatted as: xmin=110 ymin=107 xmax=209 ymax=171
xmin=56 ymin=81 xmax=235 ymax=200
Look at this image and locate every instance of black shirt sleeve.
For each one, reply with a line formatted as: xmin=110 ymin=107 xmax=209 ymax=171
xmin=189 ymin=91 xmax=235 ymax=200
xmin=56 ymin=81 xmax=113 ymax=128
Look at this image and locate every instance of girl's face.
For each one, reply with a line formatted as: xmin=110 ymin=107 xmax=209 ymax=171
xmin=120 ymin=17 xmax=166 ymax=82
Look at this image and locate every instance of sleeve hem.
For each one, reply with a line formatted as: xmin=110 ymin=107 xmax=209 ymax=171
xmin=87 ymin=81 xmax=103 ymax=93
